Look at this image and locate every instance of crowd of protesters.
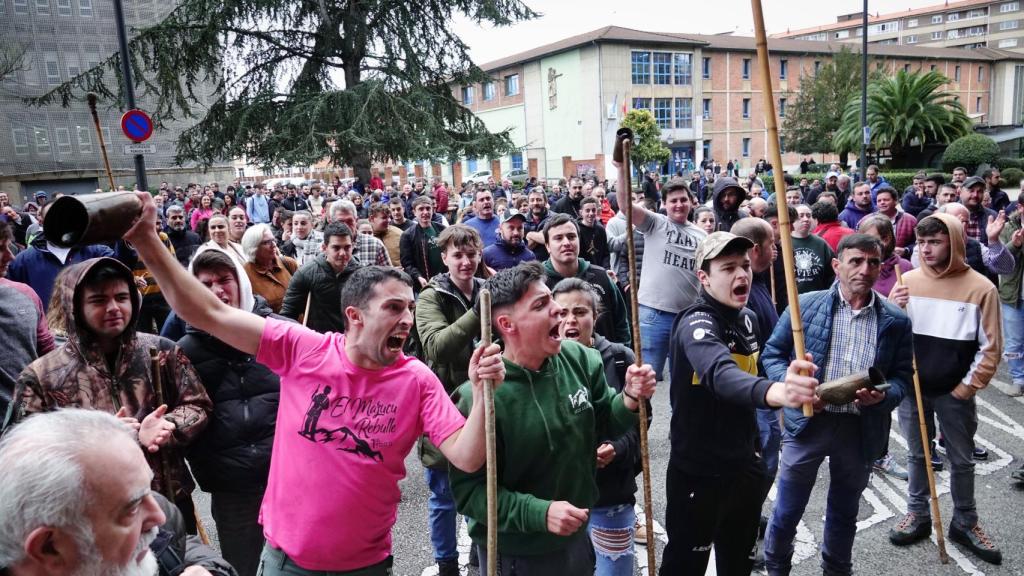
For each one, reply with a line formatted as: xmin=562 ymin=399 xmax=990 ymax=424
xmin=0 ymin=158 xmax=1023 ymax=576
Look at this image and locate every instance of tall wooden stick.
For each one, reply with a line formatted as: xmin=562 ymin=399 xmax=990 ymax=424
xmin=893 ymin=266 xmax=949 ymax=563
xmin=479 ymin=289 xmax=498 ymax=576
xmin=302 ymin=292 xmax=312 ymax=327
xmin=87 ymin=93 xmax=116 ymax=192
xmin=751 ymin=0 xmax=813 ymax=417
xmin=614 ymin=129 xmax=656 ymax=575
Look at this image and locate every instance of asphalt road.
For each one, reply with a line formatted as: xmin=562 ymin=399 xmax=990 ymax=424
xmin=195 ymin=367 xmax=1024 ymax=576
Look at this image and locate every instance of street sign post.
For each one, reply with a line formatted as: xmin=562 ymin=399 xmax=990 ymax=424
xmin=121 ymin=109 xmax=154 ymax=143
xmin=124 ymin=143 xmax=157 ymax=155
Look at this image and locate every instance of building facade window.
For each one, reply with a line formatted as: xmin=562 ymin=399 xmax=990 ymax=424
xmin=653 ymin=52 xmax=672 ymax=85
xmin=45 ymin=55 xmax=60 ymax=85
xmin=632 ymin=97 xmax=651 ymax=112
xmin=779 ymin=97 xmax=787 ymax=117
xmin=931 ymin=64 xmax=937 ymax=71
xmin=55 ymin=128 xmax=72 ymax=155
xmin=504 ymin=74 xmax=519 ymax=96
xmin=907 ymin=18 xmax=918 ymax=27
xmin=779 ymin=136 xmax=786 ymax=154
xmin=904 ymin=63 xmax=911 ymax=72
xmin=977 ymin=96 xmax=983 ymax=112
xmin=34 ymin=127 xmax=50 ymax=155
xmin=12 ymin=129 xmax=29 ymax=155
xmin=835 ymin=30 xmax=850 ymax=39
xmin=955 ymin=65 xmax=961 ymax=82
xmin=462 ymin=86 xmax=474 ymax=105
xmin=654 ymin=98 xmax=672 ymax=128
xmin=56 ymin=0 xmax=71 ymax=15
xmin=702 ymin=56 xmax=711 ymax=79
xmin=482 ymin=81 xmax=494 ymax=101
xmin=742 ymin=58 xmax=751 ymax=79
xmin=674 ymin=98 xmax=692 ymax=129
xmin=13 ymin=0 xmax=27 ymax=13
xmin=932 ymin=14 xmax=943 ymax=23
xmin=814 ymin=60 xmax=822 ymax=74
xmin=779 ymin=59 xmax=788 ymax=80
xmin=511 ymin=152 xmax=523 ymax=170
xmin=76 ymin=126 xmax=92 ymax=153
xmin=979 ymin=66 xmax=986 ymax=82
xmin=631 ymin=51 xmax=651 ymax=84
xmin=673 ymin=53 xmax=692 ymax=85
xmin=999 ymin=38 xmax=1019 ymax=47
xmin=35 ymin=0 xmax=49 ymax=15
xmin=999 ymin=19 xmax=1019 ymax=30
xmin=742 ymin=98 xmax=751 ymax=119
xmin=77 ymin=0 xmax=91 ymax=16
xmin=1002 ymin=1 xmax=1020 ymax=12
xmin=906 ymin=35 xmax=918 ymax=44
xmin=702 ymin=98 xmax=711 ymax=119
xmin=742 ymin=137 xmax=751 ymax=157
xmin=932 ymin=31 xmax=943 ymax=39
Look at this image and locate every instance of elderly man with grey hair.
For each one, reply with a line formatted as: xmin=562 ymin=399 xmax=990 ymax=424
xmin=328 ymin=199 xmax=392 ymax=266
xmin=165 ymin=204 xmax=202 ymax=266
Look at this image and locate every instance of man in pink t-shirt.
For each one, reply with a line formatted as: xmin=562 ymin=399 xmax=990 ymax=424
xmin=124 ymin=192 xmax=505 ymax=575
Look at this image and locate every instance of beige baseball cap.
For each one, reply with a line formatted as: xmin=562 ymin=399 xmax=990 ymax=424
xmin=695 ymin=231 xmax=755 ymax=271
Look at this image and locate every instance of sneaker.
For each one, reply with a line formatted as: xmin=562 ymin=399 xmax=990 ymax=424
xmin=874 ymin=454 xmax=909 ymax=480
xmin=1012 ymin=464 xmax=1024 ymax=483
xmin=437 ymin=559 xmax=460 ymax=576
xmin=634 ymin=519 xmax=648 ymax=545
xmin=949 ymin=523 xmax=1002 ymax=565
xmin=1009 ymin=382 xmax=1024 ymax=397
xmin=889 ymin=512 xmax=931 ymax=546
xmin=930 ymin=447 xmax=944 ymax=472
xmin=973 ymin=446 xmax=989 ymax=460
xmin=758 ymin=514 xmax=768 ymax=539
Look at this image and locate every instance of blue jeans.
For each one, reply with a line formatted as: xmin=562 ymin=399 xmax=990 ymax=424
xmin=425 ymin=468 xmax=458 ymax=562
xmin=639 ymin=304 xmax=675 ymax=380
xmin=756 ymin=408 xmax=782 ymax=481
xmin=764 ymin=413 xmax=872 ymax=576
xmin=587 ymin=503 xmax=636 ymax=576
xmin=899 ymin=392 xmax=979 ymax=529
xmin=1002 ymin=303 xmax=1024 ymax=385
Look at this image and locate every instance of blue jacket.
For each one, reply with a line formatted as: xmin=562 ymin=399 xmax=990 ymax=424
xmin=7 ymin=233 xmax=116 ymax=311
xmin=482 ymin=237 xmax=536 ymax=270
xmin=762 ymin=285 xmax=912 ymax=461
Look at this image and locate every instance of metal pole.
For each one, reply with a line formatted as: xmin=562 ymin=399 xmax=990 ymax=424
xmin=860 ymin=0 xmax=868 ymax=179
xmin=112 ymin=0 xmax=148 ymax=192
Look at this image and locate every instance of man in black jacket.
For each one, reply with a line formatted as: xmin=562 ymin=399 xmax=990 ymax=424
xmin=178 ymin=249 xmax=283 ymax=576
xmin=165 ymin=205 xmax=202 ymax=267
xmin=400 ymin=196 xmax=446 ymax=290
xmin=552 ymin=177 xmax=584 ymax=220
xmin=280 ymin=222 xmax=362 ymax=333
xmin=661 ymin=232 xmax=816 ymax=575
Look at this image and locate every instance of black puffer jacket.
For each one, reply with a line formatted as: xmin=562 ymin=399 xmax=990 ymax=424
xmin=177 ymin=297 xmax=285 ymax=494
xmin=280 ymin=253 xmax=362 ymax=333
xmin=151 ymin=493 xmax=237 ymax=576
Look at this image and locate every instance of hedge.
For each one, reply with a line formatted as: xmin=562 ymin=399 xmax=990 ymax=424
xmin=1002 ymin=167 xmax=1023 ymax=188
xmin=942 ymin=134 xmax=1000 ymax=173
xmin=760 ymin=172 xmax=952 ymax=196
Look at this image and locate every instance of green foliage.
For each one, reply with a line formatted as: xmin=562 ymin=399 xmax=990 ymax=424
xmin=28 ymin=0 xmax=538 ymax=177
xmin=620 ymin=110 xmax=670 ymax=176
xmin=781 ymin=47 xmax=885 ymax=156
xmin=997 ymin=157 xmax=1023 ymax=170
xmin=941 ymin=133 xmax=1000 ymax=173
xmin=762 ymin=171 xmax=952 ymax=196
xmin=834 ymin=70 xmax=972 ymax=163
xmin=1001 ymin=167 xmax=1024 ymax=188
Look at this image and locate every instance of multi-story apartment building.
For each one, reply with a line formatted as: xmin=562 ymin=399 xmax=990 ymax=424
xmin=776 ymin=0 xmax=1024 ymax=52
xmin=436 ymin=26 xmax=1024 ymax=184
xmin=0 ymin=0 xmax=232 ymax=204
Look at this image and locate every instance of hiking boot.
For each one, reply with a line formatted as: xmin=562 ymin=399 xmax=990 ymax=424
xmin=874 ymin=454 xmax=909 ymax=480
xmin=949 ymin=523 xmax=1002 ymax=565
xmin=634 ymin=518 xmax=648 ymax=545
xmin=437 ymin=559 xmax=460 ymax=576
xmin=889 ymin=512 xmax=931 ymax=546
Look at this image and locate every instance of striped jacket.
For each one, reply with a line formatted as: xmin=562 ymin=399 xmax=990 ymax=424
xmin=903 ymin=213 xmax=1002 ymax=396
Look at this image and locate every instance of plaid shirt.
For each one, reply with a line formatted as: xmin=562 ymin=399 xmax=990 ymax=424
xmin=352 ymin=233 xmax=392 ymax=267
xmin=824 ymin=287 xmax=878 ymax=415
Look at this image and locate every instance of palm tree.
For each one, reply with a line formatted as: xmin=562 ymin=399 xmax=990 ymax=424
xmin=833 ymin=70 xmax=972 ymax=165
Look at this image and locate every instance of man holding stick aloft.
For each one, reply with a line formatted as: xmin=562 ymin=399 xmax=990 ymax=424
xmin=660 ymin=232 xmax=818 ymax=576
xmin=888 ymin=214 xmax=1003 ymax=565
xmin=120 ymin=191 xmax=505 ymax=575
xmin=449 ymin=262 xmax=658 ymax=575
xmin=761 ymin=233 xmax=911 ymax=575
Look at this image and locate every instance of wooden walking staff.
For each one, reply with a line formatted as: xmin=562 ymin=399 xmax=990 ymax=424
xmin=478 ymin=289 xmax=498 ymax=576
xmin=751 ymin=0 xmax=813 ymax=417
xmin=893 ymin=266 xmax=950 ymax=563
xmin=613 ymin=128 xmax=657 ymax=575
xmin=87 ymin=93 xmax=116 ymax=192
xmin=150 ymin=348 xmax=213 ymax=545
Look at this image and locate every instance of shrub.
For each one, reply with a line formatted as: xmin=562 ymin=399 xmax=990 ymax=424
xmin=942 ymin=134 xmax=1000 ymax=173
xmin=997 ymin=157 xmax=1023 ymax=171
xmin=1001 ymin=167 xmax=1023 ymax=188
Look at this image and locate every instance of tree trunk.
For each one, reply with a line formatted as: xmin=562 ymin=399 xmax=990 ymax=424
xmin=351 ymin=152 xmax=372 ymax=187
xmin=839 ymin=151 xmax=849 ymax=171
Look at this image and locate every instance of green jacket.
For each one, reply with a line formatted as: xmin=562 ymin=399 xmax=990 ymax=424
xmin=542 ymin=258 xmax=631 ymax=344
xmin=998 ymin=212 xmax=1024 ymax=307
xmin=449 ymin=340 xmax=638 ymax=556
xmin=414 ymin=273 xmax=482 ymax=468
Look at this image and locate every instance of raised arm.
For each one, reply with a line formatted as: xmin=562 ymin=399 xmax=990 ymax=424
xmin=123 ymin=192 xmax=265 ymax=356
xmin=612 ymin=163 xmax=649 ymax=229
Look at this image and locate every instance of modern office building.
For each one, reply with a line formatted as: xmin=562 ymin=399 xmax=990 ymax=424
xmin=440 ymin=25 xmax=1024 ymax=184
xmin=0 ymin=0 xmax=231 ymax=204
xmin=775 ymin=0 xmax=1024 ymax=52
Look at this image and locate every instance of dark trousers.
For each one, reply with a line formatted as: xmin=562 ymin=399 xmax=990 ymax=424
xmin=138 ymin=293 xmax=171 ymax=334
xmin=660 ymin=461 xmax=764 ymax=576
xmin=476 ymin=530 xmax=595 ymax=576
xmin=211 ymin=491 xmax=266 ymax=576
xmin=175 ymin=494 xmax=198 ymax=535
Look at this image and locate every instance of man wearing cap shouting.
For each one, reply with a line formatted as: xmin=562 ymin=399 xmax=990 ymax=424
xmin=660 ymin=231 xmax=818 ymax=575
xmin=483 ymin=210 xmax=536 ymax=270
xmin=711 ymin=177 xmax=749 ymax=232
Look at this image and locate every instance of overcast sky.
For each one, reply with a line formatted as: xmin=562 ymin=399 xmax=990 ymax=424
xmin=453 ymin=0 xmax=943 ymax=65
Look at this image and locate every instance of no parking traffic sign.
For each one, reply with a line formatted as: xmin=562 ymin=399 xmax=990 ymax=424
xmin=120 ymin=109 xmax=154 ymax=143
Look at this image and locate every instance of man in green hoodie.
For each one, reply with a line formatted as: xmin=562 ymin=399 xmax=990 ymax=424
xmin=541 ymin=213 xmax=631 ymax=344
xmin=450 ymin=261 xmax=657 ymax=575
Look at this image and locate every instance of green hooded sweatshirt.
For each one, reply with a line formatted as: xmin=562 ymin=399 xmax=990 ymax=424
xmin=449 ymin=340 xmax=638 ymax=555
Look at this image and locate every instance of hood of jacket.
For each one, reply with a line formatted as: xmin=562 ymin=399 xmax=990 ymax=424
xmin=542 ymin=256 xmax=590 ymax=280
xmin=189 ymin=243 xmax=256 ymax=313
xmin=60 ymin=257 xmax=142 ymax=364
xmin=918 ymin=213 xmax=970 ymax=279
xmin=842 ymin=198 xmax=874 ymax=217
xmin=494 ymin=235 xmax=528 ymax=254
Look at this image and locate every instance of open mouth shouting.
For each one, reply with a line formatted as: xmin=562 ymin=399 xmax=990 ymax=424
xmin=386 ymin=333 xmax=407 ymax=352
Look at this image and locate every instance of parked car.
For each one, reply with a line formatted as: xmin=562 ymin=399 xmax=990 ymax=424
xmin=507 ymin=169 xmax=529 ymax=185
xmin=465 ymin=170 xmax=492 ymax=185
